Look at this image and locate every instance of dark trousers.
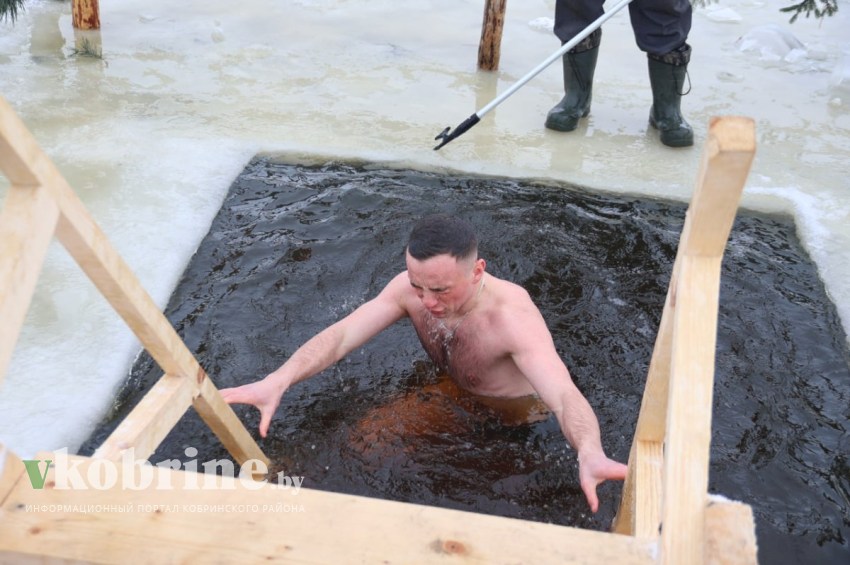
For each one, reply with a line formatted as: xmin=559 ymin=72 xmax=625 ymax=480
xmin=554 ymin=0 xmax=692 ymax=55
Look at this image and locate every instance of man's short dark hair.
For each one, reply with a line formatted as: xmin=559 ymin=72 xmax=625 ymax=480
xmin=407 ymin=214 xmax=478 ymax=261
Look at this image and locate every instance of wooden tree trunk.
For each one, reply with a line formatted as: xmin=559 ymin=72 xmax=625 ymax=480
xmin=478 ymin=0 xmax=506 ymax=71
xmin=72 ymin=0 xmax=100 ymax=30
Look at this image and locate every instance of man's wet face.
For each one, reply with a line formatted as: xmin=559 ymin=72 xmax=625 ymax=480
xmin=405 ymin=252 xmax=476 ymax=319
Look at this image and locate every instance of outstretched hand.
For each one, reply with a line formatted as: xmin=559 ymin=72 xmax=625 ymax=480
xmin=578 ymin=451 xmax=629 ymax=513
xmin=220 ymin=378 xmax=286 ymax=438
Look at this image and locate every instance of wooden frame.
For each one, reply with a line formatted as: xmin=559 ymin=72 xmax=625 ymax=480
xmin=0 ymin=97 xmax=757 ymax=563
xmin=0 ymin=96 xmax=266 ymax=468
xmin=613 ymin=117 xmax=758 ymax=564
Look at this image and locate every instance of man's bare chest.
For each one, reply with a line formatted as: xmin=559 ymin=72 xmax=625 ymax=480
xmin=411 ymin=313 xmax=504 ymax=391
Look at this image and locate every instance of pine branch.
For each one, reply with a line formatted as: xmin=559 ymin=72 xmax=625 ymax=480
xmin=690 ymin=0 xmax=839 ymax=22
xmin=0 ymin=0 xmax=26 ymax=23
xmin=780 ymin=0 xmax=839 ymax=23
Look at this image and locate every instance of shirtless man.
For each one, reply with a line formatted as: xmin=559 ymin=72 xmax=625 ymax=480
xmin=221 ymin=214 xmax=627 ymax=512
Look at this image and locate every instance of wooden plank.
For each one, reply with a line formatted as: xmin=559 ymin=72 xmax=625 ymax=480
xmin=612 ymin=443 xmax=637 ymax=534
xmin=0 ymin=96 xmax=195 ymax=379
xmin=54 ymin=208 xmax=202 ymax=379
xmin=94 ymin=374 xmax=196 ymax=462
xmin=632 ymin=117 xmax=753 ymax=446
xmin=660 ymin=118 xmax=755 ymax=565
xmin=633 ymin=257 xmax=680 ymax=444
xmin=0 ymin=184 xmax=59 ymax=383
xmin=0 ymin=98 xmax=40 ymax=186
xmin=478 ymin=0 xmax=507 ymax=71
xmin=705 ymin=498 xmax=759 ymax=565
xmin=50 ymin=157 xmax=271 ymax=467
xmin=0 ymin=453 xmax=656 ymax=564
xmin=633 ymin=440 xmax=663 ymax=539
xmin=660 ymin=255 xmax=722 ymax=565
xmin=615 ymin=257 xmax=681 ymax=535
xmin=194 ymin=376 xmax=271 ymax=470
xmin=613 ymin=439 xmax=663 ymax=537
xmin=679 ymin=117 xmax=756 ymax=259
xmin=615 ymin=117 xmax=755 ymax=539
xmin=0 ymin=444 xmax=26 ymax=506
xmin=0 ymin=97 xmax=268 ymax=468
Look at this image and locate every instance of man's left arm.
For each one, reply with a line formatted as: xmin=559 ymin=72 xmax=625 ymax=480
xmin=506 ymin=299 xmax=628 ymax=512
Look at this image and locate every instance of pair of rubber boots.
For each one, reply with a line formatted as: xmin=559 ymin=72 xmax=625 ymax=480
xmin=545 ymin=31 xmax=693 ymax=148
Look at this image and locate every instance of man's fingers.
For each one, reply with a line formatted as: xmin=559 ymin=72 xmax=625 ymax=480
xmin=609 ymin=461 xmax=628 ymax=481
xmin=582 ymin=480 xmax=600 ymax=513
xmin=259 ymin=410 xmax=271 ymax=438
xmin=219 ymin=387 xmax=243 ymax=404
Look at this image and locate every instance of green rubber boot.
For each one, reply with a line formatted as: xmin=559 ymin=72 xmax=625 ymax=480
xmin=647 ymin=43 xmax=694 ymax=147
xmin=545 ymin=30 xmax=601 ymax=132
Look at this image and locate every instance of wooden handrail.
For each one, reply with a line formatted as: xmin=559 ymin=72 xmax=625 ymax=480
xmin=0 ymin=96 xmax=267 ymax=468
xmin=614 ymin=117 xmax=756 ymax=565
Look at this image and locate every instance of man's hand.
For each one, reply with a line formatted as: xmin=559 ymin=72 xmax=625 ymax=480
xmin=578 ymin=451 xmax=629 ymax=513
xmin=220 ymin=377 xmax=287 ymax=438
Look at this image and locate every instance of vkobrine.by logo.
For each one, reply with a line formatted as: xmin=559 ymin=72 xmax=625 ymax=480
xmin=21 ymin=447 xmax=304 ymax=493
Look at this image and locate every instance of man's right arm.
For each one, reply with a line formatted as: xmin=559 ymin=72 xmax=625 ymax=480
xmin=220 ymin=272 xmax=411 ymax=437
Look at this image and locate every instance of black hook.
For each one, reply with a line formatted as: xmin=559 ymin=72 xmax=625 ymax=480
xmin=433 ymin=114 xmax=481 ymax=150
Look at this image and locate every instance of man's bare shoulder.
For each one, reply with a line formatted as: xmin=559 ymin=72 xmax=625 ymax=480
xmin=487 ymin=275 xmax=537 ymax=310
xmin=378 ymin=271 xmax=418 ymax=313
xmin=485 ymin=275 xmax=551 ymax=344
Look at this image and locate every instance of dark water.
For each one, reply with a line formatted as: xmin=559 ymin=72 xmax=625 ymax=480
xmin=81 ymin=159 xmax=850 ymax=564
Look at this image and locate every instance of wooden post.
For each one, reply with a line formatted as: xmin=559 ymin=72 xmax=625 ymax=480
xmin=660 ymin=117 xmax=755 ymax=565
xmin=705 ymin=497 xmax=759 ymax=564
xmin=72 ymin=0 xmax=100 ymax=30
xmin=614 ymin=117 xmax=756 ymax=554
xmin=478 ymin=0 xmax=506 ymax=71
xmin=613 ymin=246 xmax=682 ymax=537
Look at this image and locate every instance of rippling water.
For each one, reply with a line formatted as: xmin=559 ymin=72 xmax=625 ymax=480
xmin=80 ymin=159 xmax=849 ymax=564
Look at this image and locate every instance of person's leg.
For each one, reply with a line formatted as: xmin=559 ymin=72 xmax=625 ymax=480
xmin=553 ymin=0 xmax=604 ymax=45
xmin=629 ymin=0 xmax=694 ymax=146
xmin=347 ymin=375 xmax=473 ymax=465
xmin=347 ymin=373 xmax=550 ymax=464
xmin=546 ymin=0 xmax=604 ymax=132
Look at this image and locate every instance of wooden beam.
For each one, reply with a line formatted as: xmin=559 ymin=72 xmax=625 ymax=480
xmin=0 ymin=96 xmax=267 ymax=468
xmin=660 ymin=254 xmax=722 ymax=564
xmin=0 ymin=184 xmax=59 ymax=383
xmin=0 ymin=445 xmax=26 ymax=507
xmin=613 ymin=254 xmax=680 ymax=535
xmin=633 ymin=440 xmax=663 ymax=538
xmin=633 ymin=257 xmax=680 ymax=444
xmin=615 ymin=117 xmax=755 ymax=540
xmin=478 ymin=0 xmax=507 ymax=71
xmin=660 ymin=117 xmax=755 ymax=565
xmin=705 ymin=498 xmax=759 ymax=564
xmin=194 ymin=376 xmax=271 ymax=469
xmin=0 ymin=452 xmax=656 ymax=564
xmin=94 ymin=374 xmax=196 ymax=463
xmin=679 ymin=117 xmax=756 ymax=258
xmin=0 ymin=103 xmax=40 ymax=186
xmin=0 ymin=449 xmax=757 ymax=563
